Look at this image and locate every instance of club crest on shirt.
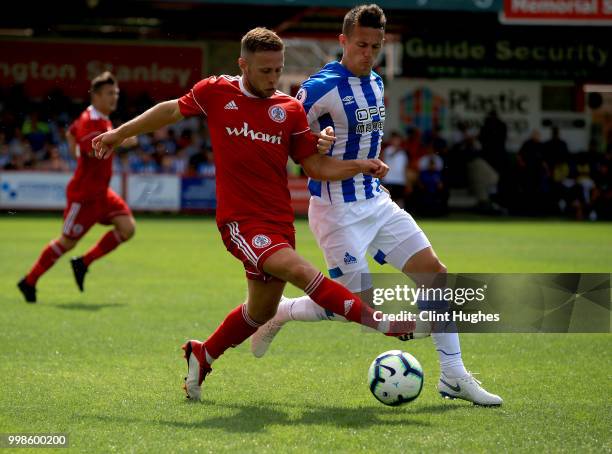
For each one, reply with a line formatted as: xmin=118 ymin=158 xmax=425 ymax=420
xmin=252 ymin=234 xmax=272 ymax=248
xmin=295 ymin=88 xmax=307 ymax=104
xmin=73 ymin=224 xmax=83 ymax=236
xmin=268 ymin=105 xmax=286 ymax=123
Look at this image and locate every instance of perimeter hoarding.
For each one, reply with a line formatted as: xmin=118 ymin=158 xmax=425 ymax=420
xmin=0 ymin=40 xmax=204 ymax=101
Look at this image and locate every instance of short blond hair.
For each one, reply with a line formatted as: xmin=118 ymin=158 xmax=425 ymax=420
xmin=240 ymin=27 xmax=284 ymax=56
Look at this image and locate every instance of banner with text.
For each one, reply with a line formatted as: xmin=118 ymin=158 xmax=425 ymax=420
xmin=385 ymin=78 xmax=541 ymax=151
xmin=501 ymin=0 xmax=612 ymax=25
xmin=402 ymin=27 xmax=611 ymax=81
xmin=0 ymin=40 xmax=203 ymax=100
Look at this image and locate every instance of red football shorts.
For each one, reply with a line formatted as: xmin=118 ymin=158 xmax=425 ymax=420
xmin=220 ymin=221 xmax=296 ymax=282
xmin=62 ymin=188 xmax=131 ymax=240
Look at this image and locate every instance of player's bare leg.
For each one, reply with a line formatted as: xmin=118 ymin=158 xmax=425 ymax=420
xmin=183 ymin=279 xmax=285 ymax=400
xmin=18 ymin=235 xmax=78 ymax=303
xmin=71 ymin=215 xmax=135 ymax=292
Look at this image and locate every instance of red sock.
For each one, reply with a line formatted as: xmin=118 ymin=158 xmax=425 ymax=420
xmin=204 ymin=304 xmax=261 ymax=360
xmin=306 ymin=274 xmax=415 ymax=336
xmin=83 ymin=230 xmax=123 ymax=267
xmin=26 ymin=240 xmax=66 ymax=285
xmin=305 ymin=273 xmax=381 ymax=330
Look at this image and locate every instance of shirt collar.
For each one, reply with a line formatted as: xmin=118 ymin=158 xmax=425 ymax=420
xmin=88 ymin=105 xmax=109 ymax=120
xmin=239 ymin=76 xmax=258 ymax=98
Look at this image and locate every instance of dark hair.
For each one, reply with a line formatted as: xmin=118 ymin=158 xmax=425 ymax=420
xmin=90 ymin=71 xmax=117 ymax=94
xmin=342 ymin=4 xmax=386 ymax=36
xmin=240 ymin=27 xmax=284 ymax=56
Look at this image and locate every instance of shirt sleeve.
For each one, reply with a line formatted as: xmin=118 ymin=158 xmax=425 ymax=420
xmin=296 ymin=79 xmax=326 ymax=134
xmin=289 ymin=101 xmax=317 ymax=164
xmin=178 ymin=77 xmax=213 ymax=117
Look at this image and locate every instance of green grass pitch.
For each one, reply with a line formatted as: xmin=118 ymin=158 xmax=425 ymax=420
xmin=1 ymin=215 xmax=611 ymax=452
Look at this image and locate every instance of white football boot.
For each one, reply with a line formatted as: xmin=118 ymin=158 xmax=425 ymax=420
xmin=181 ymin=340 xmax=211 ymax=401
xmin=438 ymin=372 xmax=503 ymax=406
xmin=250 ymin=297 xmax=291 ymax=358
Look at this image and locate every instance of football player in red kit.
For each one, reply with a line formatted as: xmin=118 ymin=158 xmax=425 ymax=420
xmin=18 ymin=72 xmax=137 ymax=303
xmin=92 ymin=28 xmax=415 ymax=400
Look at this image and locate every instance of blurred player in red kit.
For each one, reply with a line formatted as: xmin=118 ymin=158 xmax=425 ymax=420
xmin=18 ymin=72 xmax=137 ymax=303
xmin=92 ymin=28 xmax=414 ymax=400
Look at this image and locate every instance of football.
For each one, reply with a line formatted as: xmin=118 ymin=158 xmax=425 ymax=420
xmin=368 ymin=350 xmax=424 ymax=406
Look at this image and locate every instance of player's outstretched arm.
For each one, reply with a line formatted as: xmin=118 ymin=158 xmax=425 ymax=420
xmin=92 ymin=100 xmax=184 ymax=159
xmin=301 ymin=155 xmax=389 ymax=181
xmin=120 ymin=136 xmax=139 ymax=149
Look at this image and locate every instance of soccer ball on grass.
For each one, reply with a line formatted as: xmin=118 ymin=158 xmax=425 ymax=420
xmin=368 ymin=350 xmax=424 ymax=406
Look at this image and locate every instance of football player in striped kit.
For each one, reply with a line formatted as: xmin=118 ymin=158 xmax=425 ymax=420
xmin=251 ymin=4 xmax=502 ymax=406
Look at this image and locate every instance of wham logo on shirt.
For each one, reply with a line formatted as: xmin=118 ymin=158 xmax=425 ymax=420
xmin=225 ymin=122 xmax=282 ymax=144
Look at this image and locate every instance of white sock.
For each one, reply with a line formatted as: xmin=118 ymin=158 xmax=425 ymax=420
xmin=431 ymin=328 xmax=467 ymax=378
xmin=278 ymin=295 xmax=348 ymax=323
xmin=417 ymin=299 xmax=468 ymax=378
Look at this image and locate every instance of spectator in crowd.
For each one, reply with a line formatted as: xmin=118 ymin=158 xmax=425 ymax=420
xmin=479 ymin=109 xmax=508 ymax=174
xmin=517 ymin=129 xmax=549 ymax=214
xmin=544 ymin=126 xmax=569 ymax=169
xmin=162 ymin=129 xmax=178 ymax=155
xmin=37 ymin=145 xmax=70 ymax=172
xmin=418 ymin=144 xmax=444 ymax=174
xmin=178 ymin=129 xmax=199 ymax=157
xmin=131 ymin=148 xmax=159 ymax=174
xmin=138 ymin=132 xmax=155 ymax=153
xmin=160 ymin=154 xmax=176 ymax=174
xmin=381 ymin=131 xmax=410 ymax=208
xmin=188 ymin=146 xmax=208 ymax=176
xmin=0 ymin=132 xmax=10 ymax=168
xmin=591 ymin=156 xmax=612 ymax=220
xmin=550 ymin=151 xmax=577 ymax=217
xmin=198 ymin=148 xmax=215 ymax=178
xmin=22 ymin=112 xmax=51 ymax=153
xmin=54 ymin=124 xmax=75 ymax=165
xmin=449 ymin=121 xmax=501 ymax=214
xmin=113 ymin=150 xmax=132 ymax=174
xmin=418 ymin=150 xmax=447 ymax=216
xmin=7 ymin=128 xmax=30 ymax=159
xmin=172 ymin=148 xmax=190 ymax=175
xmin=3 ymin=153 xmax=26 ymax=170
xmin=405 ymin=126 xmax=426 ymax=172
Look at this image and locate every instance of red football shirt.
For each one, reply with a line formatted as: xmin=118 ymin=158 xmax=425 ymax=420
xmin=178 ymin=75 xmax=317 ymax=226
xmin=66 ymin=106 xmax=114 ymax=201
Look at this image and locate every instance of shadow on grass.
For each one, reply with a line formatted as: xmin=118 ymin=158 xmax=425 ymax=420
xmin=53 ymin=302 xmax=127 ymax=311
xmin=84 ymin=399 xmax=462 ymax=433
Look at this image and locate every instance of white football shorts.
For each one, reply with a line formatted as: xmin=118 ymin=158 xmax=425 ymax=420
xmin=308 ymin=192 xmax=431 ymax=292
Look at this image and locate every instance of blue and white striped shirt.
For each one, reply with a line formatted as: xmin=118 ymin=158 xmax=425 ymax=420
xmin=298 ymin=61 xmax=385 ymax=204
